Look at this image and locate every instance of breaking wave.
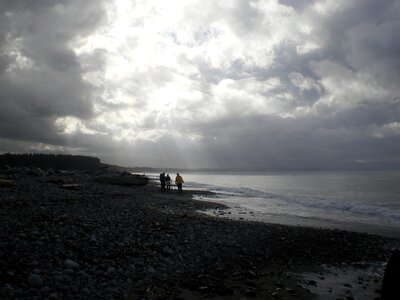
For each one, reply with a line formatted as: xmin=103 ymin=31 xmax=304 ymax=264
xmin=186 ymin=181 xmax=400 ymax=223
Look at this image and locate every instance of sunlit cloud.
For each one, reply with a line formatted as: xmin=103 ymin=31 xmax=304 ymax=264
xmin=0 ymin=0 xmax=399 ymax=169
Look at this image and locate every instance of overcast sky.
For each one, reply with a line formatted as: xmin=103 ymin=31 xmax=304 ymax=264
xmin=0 ymin=0 xmax=399 ymax=170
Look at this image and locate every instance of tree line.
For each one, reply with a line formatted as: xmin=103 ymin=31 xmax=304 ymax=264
xmin=0 ymin=153 xmax=102 ymax=170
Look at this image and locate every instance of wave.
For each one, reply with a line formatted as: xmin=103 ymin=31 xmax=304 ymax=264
xmin=186 ymin=181 xmax=400 ymax=223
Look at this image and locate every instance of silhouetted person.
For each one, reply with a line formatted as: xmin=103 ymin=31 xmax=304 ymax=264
xmin=175 ymin=173 xmax=184 ymax=192
xmin=165 ymin=174 xmax=171 ymax=191
xmin=159 ymin=172 xmax=166 ymax=192
xmin=382 ymin=249 xmax=400 ymax=299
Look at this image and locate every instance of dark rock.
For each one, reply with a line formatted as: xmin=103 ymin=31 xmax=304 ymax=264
xmin=61 ymin=183 xmax=81 ymax=190
xmin=0 ymin=179 xmax=14 ymax=187
xmin=162 ymin=246 xmax=174 ymax=256
xmin=244 ymin=289 xmax=257 ymax=297
xmin=307 ymin=280 xmax=317 ymax=286
xmin=41 ymin=286 xmax=51 ymax=294
xmin=47 ymin=177 xmax=66 ymax=184
xmin=28 ymin=274 xmax=44 ymax=287
xmin=29 ymin=167 xmax=45 ymax=176
xmin=381 ymin=249 xmax=400 ymax=300
xmin=64 ymin=259 xmax=80 ymax=270
xmin=57 ymin=170 xmax=76 ymax=175
xmin=46 ymin=169 xmax=56 ymax=176
xmin=216 ymin=286 xmax=234 ymax=296
xmin=94 ymin=175 xmax=149 ymax=186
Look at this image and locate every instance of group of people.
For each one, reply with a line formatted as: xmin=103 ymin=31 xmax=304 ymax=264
xmin=159 ymin=172 xmax=184 ymax=192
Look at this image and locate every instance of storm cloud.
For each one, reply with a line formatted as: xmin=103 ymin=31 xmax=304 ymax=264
xmin=0 ymin=0 xmax=399 ymax=170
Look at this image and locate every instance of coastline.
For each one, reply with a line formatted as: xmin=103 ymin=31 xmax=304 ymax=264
xmin=1 ymin=167 xmax=399 ymax=299
xmin=199 ymin=200 xmax=400 ymax=239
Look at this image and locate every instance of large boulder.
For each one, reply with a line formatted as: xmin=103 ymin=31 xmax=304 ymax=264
xmin=28 ymin=167 xmax=46 ymax=176
xmin=382 ymin=250 xmax=400 ymax=299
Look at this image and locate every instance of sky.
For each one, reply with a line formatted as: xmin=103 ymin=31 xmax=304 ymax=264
xmin=0 ymin=0 xmax=399 ymax=170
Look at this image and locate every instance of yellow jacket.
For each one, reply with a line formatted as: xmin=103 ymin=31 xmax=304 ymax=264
xmin=175 ymin=175 xmax=184 ymax=184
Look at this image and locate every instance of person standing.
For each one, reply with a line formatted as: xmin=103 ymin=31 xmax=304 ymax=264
xmin=175 ymin=173 xmax=184 ymax=192
xmin=165 ymin=174 xmax=171 ymax=191
xmin=159 ymin=172 xmax=166 ymax=192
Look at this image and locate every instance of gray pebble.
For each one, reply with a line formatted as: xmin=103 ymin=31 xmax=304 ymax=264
xmin=64 ymin=259 xmax=80 ymax=270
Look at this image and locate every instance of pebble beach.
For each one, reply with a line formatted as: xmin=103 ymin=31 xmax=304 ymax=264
xmin=1 ymin=166 xmax=399 ymax=299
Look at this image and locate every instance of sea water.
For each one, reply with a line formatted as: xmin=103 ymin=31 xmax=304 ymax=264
xmin=151 ymin=171 xmax=400 ymax=237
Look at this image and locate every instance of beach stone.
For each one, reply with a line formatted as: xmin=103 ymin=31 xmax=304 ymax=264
xmin=63 ymin=268 xmax=75 ymax=275
xmin=4 ymin=284 xmax=14 ymax=292
xmin=216 ymin=286 xmax=234 ymax=296
xmin=64 ymin=259 xmax=80 ymax=270
xmin=162 ymin=246 xmax=174 ymax=255
xmin=0 ymin=179 xmax=14 ymax=187
xmin=41 ymin=286 xmax=51 ymax=294
xmin=28 ymin=274 xmax=44 ymax=287
xmin=29 ymin=167 xmax=45 ymax=176
xmin=146 ymin=266 xmax=156 ymax=274
xmin=77 ymin=270 xmax=89 ymax=277
xmin=382 ymin=250 xmax=400 ymax=300
xmin=308 ymin=280 xmax=317 ymax=286
xmin=61 ymin=183 xmax=81 ymax=190
xmin=47 ymin=169 xmax=56 ymax=176
xmin=244 ymin=289 xmax=257 ymax=297
xmin=48 ymin=177 xmax=65 ymax=184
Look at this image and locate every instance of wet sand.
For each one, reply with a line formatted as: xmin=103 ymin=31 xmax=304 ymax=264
xmin=200 ymin=202 xmax=400 ymax=239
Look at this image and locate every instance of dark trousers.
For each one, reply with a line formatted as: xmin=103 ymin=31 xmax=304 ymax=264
xmin=161 ymin=182 xmax=165 ymax=192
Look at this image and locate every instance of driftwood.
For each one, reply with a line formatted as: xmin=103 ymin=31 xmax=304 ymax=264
xmin=61 ymin=183 xmax=81 ymax=190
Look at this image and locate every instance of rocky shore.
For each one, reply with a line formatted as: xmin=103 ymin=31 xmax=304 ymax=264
xmin=1 ymin=166 xmax=399 ymax=299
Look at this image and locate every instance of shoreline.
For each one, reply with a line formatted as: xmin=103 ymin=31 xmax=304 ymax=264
xmin=199 ymin=200 xmax=400 ymax=239
xmin=1 ymin=167 xmax=400 ymax=299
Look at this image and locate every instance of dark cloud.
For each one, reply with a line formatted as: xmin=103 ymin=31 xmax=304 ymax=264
xmin=0 ymin=0 xmax=107 ymax=147
xmin=0 ymin=0 xmax=399 ymax=170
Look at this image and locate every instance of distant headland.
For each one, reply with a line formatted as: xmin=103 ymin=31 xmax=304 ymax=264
xmin=0 ymin=153 xmax=102 ymax=170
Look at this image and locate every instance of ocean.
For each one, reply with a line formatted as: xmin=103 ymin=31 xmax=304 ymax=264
xmin=151 ymin=171 xmax=400 ymax=237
